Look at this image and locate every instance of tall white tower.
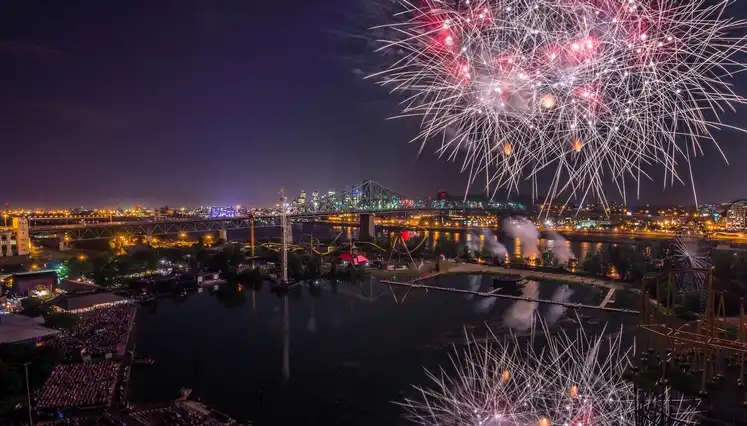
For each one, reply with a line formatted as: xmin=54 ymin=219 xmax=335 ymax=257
xmin=279 ymin=189 xmax=289 ymax=284
xmin=12 ymin=218 xmax=30 ymax=256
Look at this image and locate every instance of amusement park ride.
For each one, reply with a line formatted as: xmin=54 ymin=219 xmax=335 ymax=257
xmin=637 ymin=264 xmax=747 ymax=422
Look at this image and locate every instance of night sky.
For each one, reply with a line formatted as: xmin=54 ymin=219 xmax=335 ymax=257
xmin=2 ymin=0 xmax=747 ymax=208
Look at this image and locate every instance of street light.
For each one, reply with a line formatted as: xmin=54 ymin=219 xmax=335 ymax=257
xmin=23 ymin=362 xmax=33 ymax=426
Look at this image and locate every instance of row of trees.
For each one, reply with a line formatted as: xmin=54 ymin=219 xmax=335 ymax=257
xmin=68 ymin=240 xmax=372 ymax=288
xmin=432 ymin=234 xmax=675 ymax=281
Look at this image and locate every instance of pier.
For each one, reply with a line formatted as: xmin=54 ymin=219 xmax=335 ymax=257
xmin=380 ymin=278 xmax=638 ymax=315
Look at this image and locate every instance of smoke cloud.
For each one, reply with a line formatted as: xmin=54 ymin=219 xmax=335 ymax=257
xmin=546 ymin=231 xmax=576 ymax=264
xmin=503 ymin=217 xmax=539 ymax=257
xmin=482 ymin=229 xmax=507 ymax=258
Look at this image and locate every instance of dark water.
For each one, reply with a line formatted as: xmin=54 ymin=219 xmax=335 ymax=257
xmin=229 ymin=223 xmax=645 ymax=261
xmin=129 ymin=276 xmax=638 ymax=425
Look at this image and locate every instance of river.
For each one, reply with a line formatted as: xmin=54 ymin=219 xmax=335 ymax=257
xmin=128 ymin=275 xmax=639 ymax=425
xmin=226 ymin=223 xmax=660 ymax=262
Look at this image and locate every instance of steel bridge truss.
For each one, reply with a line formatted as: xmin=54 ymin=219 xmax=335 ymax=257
xmin=296 ymin=179 xmax=524 ymax=214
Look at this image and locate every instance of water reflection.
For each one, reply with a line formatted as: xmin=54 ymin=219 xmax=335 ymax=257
xmin=307 ymin=297 xmax=317 ymax=334
xmin=283 ymin=296 xmax=290 ymax=381
xmin=238 ymin=224 xmax=652 ymax=264
xmin=131 ymin=276 xmax=637 ymax=425
xmin=503 ymin=281 xmax=540 ymax=331
xmin=546 ymin=285 xmax=573 ymax=325
xmin=465 ymin=275 xmax=480 ymax=300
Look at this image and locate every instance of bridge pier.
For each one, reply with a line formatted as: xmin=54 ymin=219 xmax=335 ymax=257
xmin=59 ymin=237 xmax=70 ymax=251
xmin=284 ymin=223 xmax=293 ymax=244
xmin=145 ymin=234 xmax=153 ymax=245
xmin=359 ymin=213 xmax=375 ymax=241
xmin=219 ymin=229 xmax=228 ymax=242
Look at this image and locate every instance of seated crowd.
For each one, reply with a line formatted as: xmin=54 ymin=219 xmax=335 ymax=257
xmin=129 ymin=404 xmax=226 ymax=426
xmin=56 ymin=305 xmax=136 ymax=359
xmin=39 ymin=413 xmax=121 ymax=425
xmin=35 ymin=362 xmax=119 ymax=410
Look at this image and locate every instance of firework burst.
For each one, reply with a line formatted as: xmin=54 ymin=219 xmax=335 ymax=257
xmin=399 ymin=318 xmax=699 ymax=425
xmin=673 ymin=233 xmax=712 ymax=311
xmin=371 ymin=0 xmax=747 ymax=207
xmin=673 ymin=235 xmax=711 ymax=271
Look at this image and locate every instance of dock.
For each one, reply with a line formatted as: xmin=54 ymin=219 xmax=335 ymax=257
xmin=380 ymin=279 xmax=639 ymax=315
xmin=599 ymin=288 xmax=616 ymax=308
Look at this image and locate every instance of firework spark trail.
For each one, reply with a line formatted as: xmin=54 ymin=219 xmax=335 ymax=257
xmin=673 ymin=234 xmax=711 ymax=271
xmin=673 ymin=234 xmax=712 ymax=310
xmin=371 ymin=0 xmax=747 ymax=208
xmin=399 ymin=317 xmax=699 ymax=425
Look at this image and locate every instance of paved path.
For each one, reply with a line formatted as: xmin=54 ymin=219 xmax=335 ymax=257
xmin=443 ymin=263 xmax=632 ymax=291
xmin=599 ymin=288 xmax=616 ymax=308
xmin=380 ymin=279 xmax=639 ymax=315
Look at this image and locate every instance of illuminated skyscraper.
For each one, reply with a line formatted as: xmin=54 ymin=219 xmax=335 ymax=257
xmin=297 ymin=190 xmax=307 ymax=207
xmin=727 ymin=203 xmax=747 ymax=230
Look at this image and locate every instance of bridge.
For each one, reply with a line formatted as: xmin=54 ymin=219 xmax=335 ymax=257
xmin=29 ymin=180 xmax=525 ymax=241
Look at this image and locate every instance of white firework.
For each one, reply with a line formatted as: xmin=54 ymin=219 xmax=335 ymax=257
xmin=673 ymin=235 xmax=711 ymax=270
xmin=371 ymin=0 xmax=747 ymax=207
xmin=400 ymin=318 xmax=699 ymax=425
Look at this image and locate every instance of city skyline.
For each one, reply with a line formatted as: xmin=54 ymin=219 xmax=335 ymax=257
xmin=3 ymin=1 xmax=747 ymax=207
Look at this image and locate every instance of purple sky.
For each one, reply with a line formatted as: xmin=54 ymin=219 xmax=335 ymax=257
xmin=2 ymin=0 xmax=747 ymax=208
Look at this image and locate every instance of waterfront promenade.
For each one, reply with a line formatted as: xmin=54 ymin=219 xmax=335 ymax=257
xmin=442 ymin=263 xmax=630 ymax=291
xmin=371 ymin=261 xmax=630 ymax=292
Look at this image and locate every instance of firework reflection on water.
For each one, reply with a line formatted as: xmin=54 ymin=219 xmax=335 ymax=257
xmin=400 ymin=315 xmax=699 ymax=425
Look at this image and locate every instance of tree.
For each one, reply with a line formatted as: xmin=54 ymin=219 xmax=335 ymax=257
xmin=209 ymin=247 xmax=243 ymax=272
xmin=238 ymin=267 xmax=262 ymax=288
xmin=712 ymin=250 xmax=735 ymax=278
xmin=479 ymin=247 xmax=494 ymax=262
xmin=542 ymin=250 xmax=556 ymax=267
xmin=583 ymin=251 xmax=604 ymax=276
xmin=67 ymin=256 xmax=94 ymax=279
xmin=110 ymin=236 xmax=130 ymax=256
xmin=435 ymin=237 xmax=459 ymax=259
xmin=213 ymin=281 xmax=246 ymax=309
xmin=131 ymin=248 xmax=160 ymax=270
xmin=304 ymin=256 xmax=322 ymax=279
xmin=287 ymin=253 xmax=303 ymax=278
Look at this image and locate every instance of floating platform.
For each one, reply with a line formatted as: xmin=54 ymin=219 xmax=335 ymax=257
xmin=492 ymin=274 xmax=523 ymax=287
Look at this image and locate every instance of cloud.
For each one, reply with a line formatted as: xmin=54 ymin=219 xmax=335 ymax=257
xmin=0 ymin=40 xmax=61 ymax=62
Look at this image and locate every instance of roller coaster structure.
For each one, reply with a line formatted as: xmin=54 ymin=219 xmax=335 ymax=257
xmin=639 ymin=268 xmax=747 ymax=404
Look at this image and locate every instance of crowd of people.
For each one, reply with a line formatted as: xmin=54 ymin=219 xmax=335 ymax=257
xmin=129 ymin=404 xmax=228 ymax=425
xmin=39 ymin=413 xmax=122 ymax=425
xmin=35 ymin=362 xmax=120 ymax=410
xmin=56 ymin=305 xmax=136 ymax=360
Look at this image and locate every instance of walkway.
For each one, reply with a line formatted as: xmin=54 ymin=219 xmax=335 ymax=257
xmin=444 ymin=263 xmax=631 ymax=291
xmin=600 ymin=289 xmax=616 ymax=308
xmin=380 ymin=279 xmax=639 ymax=315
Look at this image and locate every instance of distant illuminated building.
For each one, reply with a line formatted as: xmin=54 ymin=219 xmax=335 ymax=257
xmin=209 ymin=207 xmax=237 ymax=218
xmin=297 ymin=190 xmax=307 ymax=207
xmin=0 ymin=218 xmax=30 ymax=257
xmin=726 ymin=203 xmax=747 ymax=230
xmin=312 ymin=190 xmax=320 ymax=210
